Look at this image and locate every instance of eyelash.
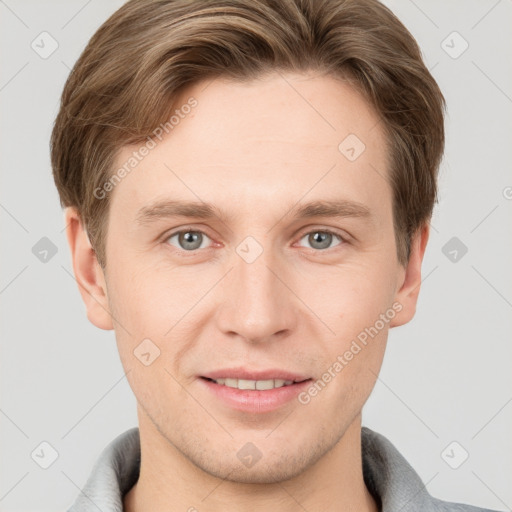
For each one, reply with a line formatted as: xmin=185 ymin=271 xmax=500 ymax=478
xmin=163 ymin=226 xmax=348 ymax=255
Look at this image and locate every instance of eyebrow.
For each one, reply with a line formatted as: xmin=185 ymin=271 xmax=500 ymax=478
xmin=135 ymin=198 xmax=372 ymax=226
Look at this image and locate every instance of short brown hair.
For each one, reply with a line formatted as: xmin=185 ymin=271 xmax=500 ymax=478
xmin=51 ymin=0 xmax=445 ymax=268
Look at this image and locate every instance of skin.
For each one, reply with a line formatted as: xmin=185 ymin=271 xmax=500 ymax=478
xmin=65 ymin=71 xmax=429 ymax=512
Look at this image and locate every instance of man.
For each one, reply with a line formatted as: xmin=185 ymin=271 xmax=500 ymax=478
xmin=51 ymin=0 xmax=498 ymax=510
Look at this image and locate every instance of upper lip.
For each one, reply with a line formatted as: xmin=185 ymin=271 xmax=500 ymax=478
xmin=201 ymin=368 xmax=311 ymax=382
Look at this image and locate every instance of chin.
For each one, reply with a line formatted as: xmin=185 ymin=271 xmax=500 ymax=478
xmin=203 ymin=456 xmax=309 ymax=485
xmin=190 ymin=437 xmax=332 ymax=485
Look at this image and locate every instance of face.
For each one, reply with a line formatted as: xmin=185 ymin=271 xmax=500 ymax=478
xmin=68 ymin=71 xmax=427 ymax=484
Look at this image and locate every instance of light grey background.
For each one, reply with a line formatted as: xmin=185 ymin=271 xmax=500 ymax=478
xmin=1 ymin=1 xmax=511 ymax=511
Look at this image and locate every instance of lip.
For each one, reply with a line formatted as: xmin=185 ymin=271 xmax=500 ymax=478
xmin=200 ymin=368 xmax=311 ymax=382
xmin=198 ymin=369 xmax=313 ymax=414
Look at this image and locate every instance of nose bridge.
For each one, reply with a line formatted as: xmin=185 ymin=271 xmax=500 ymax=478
xmin=218 ymin=234 xmax=294 ymax=342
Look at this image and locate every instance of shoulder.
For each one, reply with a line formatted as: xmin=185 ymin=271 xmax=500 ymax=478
xmin=67 ymin=427 xmax=140 ymax=512
xmin=361 ymin=427 xmax=500 ymax=512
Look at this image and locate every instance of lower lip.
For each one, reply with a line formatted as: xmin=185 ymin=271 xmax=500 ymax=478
xmin=199 ymin=377 xmax=312 ymax=413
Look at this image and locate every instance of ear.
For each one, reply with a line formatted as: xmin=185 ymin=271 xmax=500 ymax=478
xmin=64 ymin=207 xmax=114 ymax=330
xmin=389 ymin=223 xmax=430 ymax=327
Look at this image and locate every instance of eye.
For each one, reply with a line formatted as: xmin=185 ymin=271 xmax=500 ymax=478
xmin=297 ymin=229 xmax=344 ymax=251
xmin=165 ymin=229 xmax=212 ymax=251
xmin=164 ymin=227 xmax=346 ymax=254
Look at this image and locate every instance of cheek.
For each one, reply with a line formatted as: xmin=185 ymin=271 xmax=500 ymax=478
xmin=302 ymin=263 xmax=394 ymax=383
xmin=307 ymin=280 xmax=390 ymax=412
xmin=107 ymin=253 xmax=199 ymax=330
xmin=106 ymin=259 xmax=210 ymax=379
xmin=309 ymin=260 xmax=397 ymax=324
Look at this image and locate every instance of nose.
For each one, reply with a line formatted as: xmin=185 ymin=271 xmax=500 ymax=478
xmin=215 ymin=239 xmax=298 ymax=344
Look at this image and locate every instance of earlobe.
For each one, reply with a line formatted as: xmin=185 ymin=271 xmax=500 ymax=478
xmin=64 ymin=207 xmax=114 ymax=330
xmin=390 ymin=223 xmax=430 ymax=328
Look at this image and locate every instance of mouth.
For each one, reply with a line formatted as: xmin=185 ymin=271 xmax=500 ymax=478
xmin=200 ymin=376 xmax=310 ymax=390
xmin=198 ymin=371 xmax=313 ymax=413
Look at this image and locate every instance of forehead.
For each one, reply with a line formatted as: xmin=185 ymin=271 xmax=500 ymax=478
xmin=110 ymin=71 xmax=390 ymax=222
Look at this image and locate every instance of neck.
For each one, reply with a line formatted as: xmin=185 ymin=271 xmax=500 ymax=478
xmin=124 ymin=409 xmax=377 ymax=512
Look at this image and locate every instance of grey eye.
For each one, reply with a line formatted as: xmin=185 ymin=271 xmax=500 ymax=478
xmin=167 ymin=230 xmax=210 ymax=251
xmin=299 ymin=231 xmax=342 ymax=250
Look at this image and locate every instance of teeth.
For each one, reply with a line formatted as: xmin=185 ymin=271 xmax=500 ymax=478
xmin=212 ymin=378 xmax=294 ymax=390
xmin=238 ymin=379 xmax=256 ymax=390
xmin=256 ymin=379 xmax=275 ymax=390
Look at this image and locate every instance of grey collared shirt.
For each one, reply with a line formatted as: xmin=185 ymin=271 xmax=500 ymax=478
xmin=67 ymin=427 xmax=498 ymax=512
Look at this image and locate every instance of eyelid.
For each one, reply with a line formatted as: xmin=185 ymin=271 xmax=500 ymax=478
xmin=295 ymin=225 xmax=350 ymax=243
